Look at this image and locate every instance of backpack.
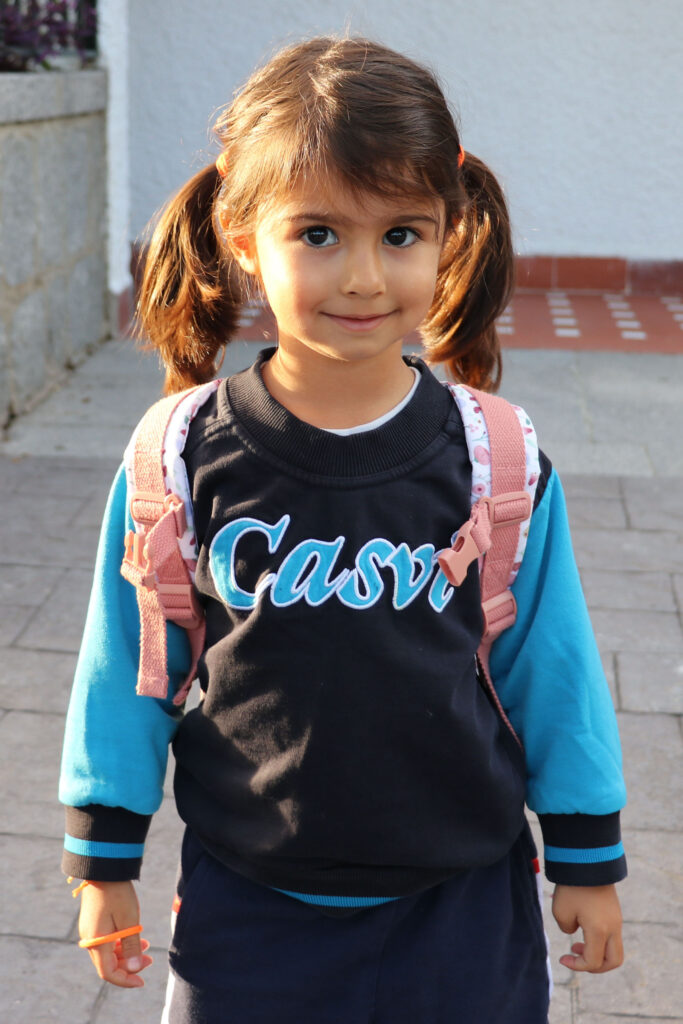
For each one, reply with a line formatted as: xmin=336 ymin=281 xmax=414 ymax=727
xmin=120 ymin=379 xmax=539 ymax=745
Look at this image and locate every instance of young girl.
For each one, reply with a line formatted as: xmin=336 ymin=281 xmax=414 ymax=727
xmin=60 ymin=36 xmax=626 ymax=1023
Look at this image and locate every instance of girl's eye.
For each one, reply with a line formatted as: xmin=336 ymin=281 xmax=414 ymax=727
xmin=384 ymin=227 xmax=418 ymax=247
xmin=302 ymin=226 xmax=338 ymax=247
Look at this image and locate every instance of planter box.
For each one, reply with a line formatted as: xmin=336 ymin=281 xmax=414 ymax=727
xmin=0 ymin=69 xmax=108 ymax=424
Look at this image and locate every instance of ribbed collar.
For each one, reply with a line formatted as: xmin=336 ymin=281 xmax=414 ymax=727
xmin=224 ymin=348 xmax=456 ymax=478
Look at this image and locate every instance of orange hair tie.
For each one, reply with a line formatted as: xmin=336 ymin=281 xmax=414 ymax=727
xmin=79 ymin=924 xmax=143 ymax=949
xmin=216 ymin=152 xmax=229 ymax=179
xmin=457 ymin=146 xmax=465 ymax=169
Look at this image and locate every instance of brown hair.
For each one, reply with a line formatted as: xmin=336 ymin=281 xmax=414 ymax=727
xmin=135 ymin=36 xmax=514 ymax=393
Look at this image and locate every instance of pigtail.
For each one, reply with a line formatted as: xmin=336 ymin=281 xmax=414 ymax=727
xmin=421 ymin=154 xmax=514 ymax=392
xmin=134 ymin=164 xmax=242 ymax=394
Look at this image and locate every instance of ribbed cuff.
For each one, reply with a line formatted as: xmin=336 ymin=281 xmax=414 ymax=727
xmin=538 ymin=811 xmax=627 ymax=886
xmin=62 ymin=805 xmax=152 ymax=881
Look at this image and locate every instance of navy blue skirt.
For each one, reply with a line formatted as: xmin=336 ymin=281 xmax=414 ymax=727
xmin=163 ymin=824 xmax=550 ymax=1024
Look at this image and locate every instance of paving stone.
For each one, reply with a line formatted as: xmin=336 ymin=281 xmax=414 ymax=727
xmin=0 ymin=454 xmax=26 ymax=492
xmin=621 ymin=475 xmax=683 ymax=532
xmin=674 ymin=574 xmax=683 ymax=616
xmin=618 ymin=652 xmax=683 ymax=713
xmin=563 ymin=496 xmax=627 ymax=530
xmin=0 ymin=710 xmax=65 ymax=836
xmin=579 ymin=1016 xmax=683 ymax=1024
xmin=0 ymin=647 xmax=75 ymax=713
xmin=600 ymin=652 xmax=618 ymax=708
xmin=591 ymin=608 xmax=683 ymax=655
xmin=498 ymin=349 xmax=588 ymax=445
xmin=14 ymin=568 xmax=93 ymax=653
xmin=579 ymin=569 xmax=676 ymax=612
xmin=8 ymin=455 xmax=117 ymax=499
xmin=577 ymin=922 xmax=682 ymax=1018
xmin=543 ymin=442 xmax=653 ymax=478
xmin=559 ymin=474 xmax=622 ymax=500
xmin=3 ymin=421 xmax=146 ymax=461
xmin=548 ymin=982 xmax=573 ymax=1024
xmin=618 ymin=829 xmax=683 ymax=925
xmin=71 ymin=480 xmax=117 ymax=530
xmin=2 ymin=488 xmax=86 ymax=532
xmin=0 ymin=835 xmax=75 ymax=939
xmin=0 ymin=565 xmax=64 ymax=606
xmin=572 ymin=527 xmax=683 ymax=572
xmin=0 ymin=603 xmax=35 ymax=645
xmin=19 ymin=358 xmax=158 ymax=429
xmin=0 ymin=316 xmax=9 ymax=427
xmin=1 ymin=490 xmax=100 ymax=567
xmin=577 ymin=351 xmax=683 ymax=450
xmin=618 ymin=712 xmax=683 ymax=831
xmin=0 ymin=936 xmax=101 ymax=1024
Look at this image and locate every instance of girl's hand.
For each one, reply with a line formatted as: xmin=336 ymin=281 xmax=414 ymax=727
xmin=552 ymin=883 xmax=624 ymax=973
xmin=78 ymin=880 xmax=153 ymax=988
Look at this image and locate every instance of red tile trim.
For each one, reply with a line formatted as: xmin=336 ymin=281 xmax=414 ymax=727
xmin=515 ymin=257 xmax=553 ymax=290
xmin=516 ymin=257 xmax=682 ymax=296
xmin=628 ymin=261 xmax=683 ymax=296
xmin=555 ymin=257 xmax=627 ymax=292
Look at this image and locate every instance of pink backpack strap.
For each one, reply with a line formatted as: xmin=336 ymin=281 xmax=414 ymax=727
xmin=438 ymin=385 xmax=533 ymax=747
xmin=121 ymin=387 xmax=207 ymax=706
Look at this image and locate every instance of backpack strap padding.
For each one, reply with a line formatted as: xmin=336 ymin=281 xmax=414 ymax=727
xmin=465 ymin=387 xmax=527 ymax=614
xmin=465 ymin=386 xmax=528 ymax=747
xmin=122 ymin=387 xmax=207 ymax=703
xmin=441 ymin=384 xmax=536 ymax=749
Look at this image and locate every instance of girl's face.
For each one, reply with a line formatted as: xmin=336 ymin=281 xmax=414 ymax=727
xmin=231 ymin=177 xmax=446 ymax=371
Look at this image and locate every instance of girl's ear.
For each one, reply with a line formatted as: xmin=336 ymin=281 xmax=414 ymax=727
xmin=220 ymin=213 xmax=259 ymax=276
xmin=227 ymin=233 xmax=259 ymax=277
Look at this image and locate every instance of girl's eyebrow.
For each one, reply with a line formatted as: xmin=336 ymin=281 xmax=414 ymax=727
xmin=284 ymin=212 xmax=440 ymax=227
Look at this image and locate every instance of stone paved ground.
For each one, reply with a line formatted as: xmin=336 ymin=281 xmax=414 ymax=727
xmin=1 ymin=338 xmax=681 ymax=1023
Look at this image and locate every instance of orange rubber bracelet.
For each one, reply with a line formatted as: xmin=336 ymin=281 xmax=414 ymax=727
xmin=78 ymin=924 xmax=143 ymax=949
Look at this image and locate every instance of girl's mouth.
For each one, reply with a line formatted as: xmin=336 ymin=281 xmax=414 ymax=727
xmin=323 ymin=312 xmax=394 ymax=332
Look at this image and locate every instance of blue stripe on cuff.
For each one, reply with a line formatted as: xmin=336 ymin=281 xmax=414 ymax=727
xmin=273 ymin=888 xmax=398 ymax=908
xmin=64 ymin=835 xmax=145 ymax=859
xmin=544 ymin=842 xmax=624 ymax=864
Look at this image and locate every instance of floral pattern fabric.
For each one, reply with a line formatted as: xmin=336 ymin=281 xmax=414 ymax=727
xmin=446 ymin=384 xmax=540 ymax=586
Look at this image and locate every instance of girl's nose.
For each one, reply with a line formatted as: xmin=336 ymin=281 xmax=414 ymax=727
xmin=341 ymin=244 xmax=386 ymax=297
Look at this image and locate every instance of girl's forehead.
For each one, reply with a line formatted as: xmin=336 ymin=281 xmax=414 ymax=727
xmin=263 ymin=176 xmax=443 ymax=226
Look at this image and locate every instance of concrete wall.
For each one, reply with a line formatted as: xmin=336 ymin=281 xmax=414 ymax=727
xmin=128 ymin=0 xmax=682 ymax=261
xmin=0 ymin=71 xmax=109 ymax=425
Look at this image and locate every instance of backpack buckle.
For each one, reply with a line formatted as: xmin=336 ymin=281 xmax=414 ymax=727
xmin=122 ymin=530 xmax=155 ymax=589
xmin=481 ymin=591 xmax=518 ymax=640
xmin=481 ymin=492 xmax=532 ymax=527
xmin=155 ymin=582 xmax=204 ymax=630
xmin=437 ymin=518 xmax=489 ymax=586
xmin=130 ymin=491 xmax=187 ymax=535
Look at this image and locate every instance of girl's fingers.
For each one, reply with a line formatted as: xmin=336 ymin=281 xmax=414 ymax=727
xmin=559 ymin=936 xmax=623 ymax=974
xmin=604 ymin=932 xmax=625 ymax=971
xmin=88 ymin=943 xmax=147 ymax=988
xmin=118 ymin=930 xmax=144 ymax=972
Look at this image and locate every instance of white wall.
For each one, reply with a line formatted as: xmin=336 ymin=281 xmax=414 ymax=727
xmin=98 ymin=0 xmax=131 ymax=297
xmin=128 ymin=0 xmax=683 ymax=260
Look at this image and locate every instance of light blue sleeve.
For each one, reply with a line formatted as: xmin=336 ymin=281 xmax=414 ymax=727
xmin=58 ymin=464 xmax=192 ymax=815
xmin=489 ymin=469 xmax=626 ymax=816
